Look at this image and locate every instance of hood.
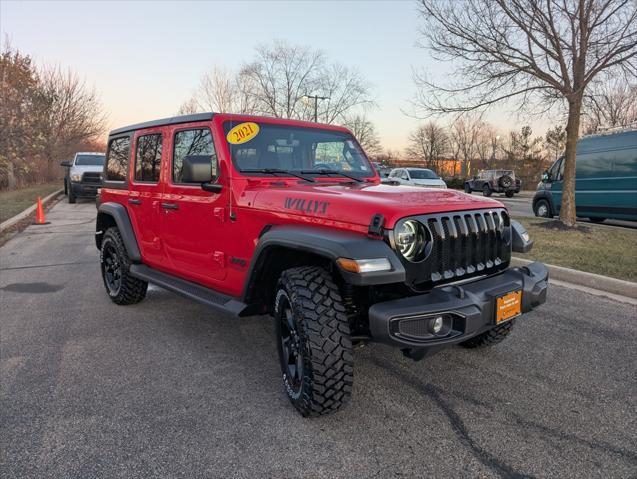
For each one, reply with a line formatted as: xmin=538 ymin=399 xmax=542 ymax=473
xmin=247 ymin=181 xmax=504 ymax=229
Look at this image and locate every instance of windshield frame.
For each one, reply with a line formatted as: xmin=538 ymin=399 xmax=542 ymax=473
xmin=222 ymin=120 xmax=376 ymax=179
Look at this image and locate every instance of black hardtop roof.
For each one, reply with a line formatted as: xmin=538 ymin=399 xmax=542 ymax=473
xmin=109 ymin=112 xmax=215 ymax=136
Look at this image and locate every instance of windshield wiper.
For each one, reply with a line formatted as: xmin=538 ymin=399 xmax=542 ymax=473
xmin=240 ymin=168 xmax=315 ymax=182
xmin=300 ymin=168 xmax=363 ymax=183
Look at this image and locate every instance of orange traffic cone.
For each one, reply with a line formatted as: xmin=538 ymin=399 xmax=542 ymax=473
xmin=34 ymin=196 xmax=49 ymax=225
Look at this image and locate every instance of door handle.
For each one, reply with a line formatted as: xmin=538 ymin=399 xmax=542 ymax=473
xmin=161 ymin=202 xmax=179 ymax=210
xmin=128 ymin=198 xmax=142 ymax=205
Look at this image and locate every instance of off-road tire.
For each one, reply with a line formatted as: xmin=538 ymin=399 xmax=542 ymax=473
xmin=460 ymin=320 xmax=514 ymax=348
xmin=68 ymin=187 xmax=76 ymax=203
xmin=534 ymin=199 xmax=551 ymax=218
xmin=499 ymin=175 xmax=514 ymax=188
xmin=464 ymin=183 xmax=472 ymax=194
xmin=483 ymin=184 xmax=492 ymax=197
xmin=100 ymin=227 xmax=147 ymax=305
xmin=505 ymin=190 xmax=515 ymax=198
xmin=274 ymin=266 xmax=353 ymax=417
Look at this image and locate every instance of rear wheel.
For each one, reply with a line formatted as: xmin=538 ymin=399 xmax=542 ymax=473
xmin=464 ymin=183 xmax=472 ymax=194
xmin=534 ymin=199 xmax=551 ymax=218
xmin=483 ymin=184 xmax=492 ymax=197
xmin=505 ymin=190 xmax=514 ymax=198
xmin=274 ymin=266 xmax=353 ymax=417
xmin=460 ymin=321 xmax=514 ymax=348
xmin=100 ymin=227 xmax=147 ymax=305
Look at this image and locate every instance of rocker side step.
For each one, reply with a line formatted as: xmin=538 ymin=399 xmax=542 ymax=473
xmin=130 ymin=264 xmax=248 ymax=316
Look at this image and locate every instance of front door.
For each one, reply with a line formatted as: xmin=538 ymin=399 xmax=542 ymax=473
xmin=160 ymin=125 xmax=227 ymax=287
xmin=127 ymin=130 xmax=165 ymax=268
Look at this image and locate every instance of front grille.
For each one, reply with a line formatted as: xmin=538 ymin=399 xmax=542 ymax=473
xmin=395 ymin=209 xmax=511 ymax=287
xmin=82 ymin=172 xmax=102 ymax=184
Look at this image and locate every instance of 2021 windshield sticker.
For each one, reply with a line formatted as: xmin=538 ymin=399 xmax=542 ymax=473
xmin=227 ymin=122 xmax=260 ymax=145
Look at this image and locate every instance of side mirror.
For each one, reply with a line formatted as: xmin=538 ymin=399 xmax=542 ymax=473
xmin=60 ymin=161 xmax=71 ymax=167
xmin=182 ymin=155 xmax=222 ymax=193
xmin=541 ymin=171 xmax=549 ymax=182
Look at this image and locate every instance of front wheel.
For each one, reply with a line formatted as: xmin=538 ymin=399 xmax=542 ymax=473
xmin=464 ymin=183 xmax=472 ymax=194
xmin=589 ymin=217 xmax=605 ymax=223
xmin=274 ymin=266 xmax=353 ymax=417
xmin=460 ymin=320 xmax=514 ymax=348
xmin=483 ymin=184 xmax=492 ymax=197
xmin=68 ymin=187 xmax=76 ymax=203
xmin=100 ymin=227 xmax=147 ymax=305
xmin=534 ymin=199 xmax=551 ymax=218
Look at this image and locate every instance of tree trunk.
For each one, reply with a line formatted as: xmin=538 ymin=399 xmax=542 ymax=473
xmin=559 ymin=94 xmax=583 ymax=227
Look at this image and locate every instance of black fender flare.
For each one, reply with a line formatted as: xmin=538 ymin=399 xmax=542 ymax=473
xmin=95 ymin=202 xmax=141 ymax=262
xmin=242 ymin=225 xmax=406 ymax=302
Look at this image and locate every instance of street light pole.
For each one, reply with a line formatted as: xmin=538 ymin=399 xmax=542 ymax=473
xmin=302 ymin=94 xmax=329 ymax=122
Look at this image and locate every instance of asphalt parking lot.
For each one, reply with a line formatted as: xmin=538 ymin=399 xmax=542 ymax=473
xmin=1 ymin=200 xmax=636 ymax=478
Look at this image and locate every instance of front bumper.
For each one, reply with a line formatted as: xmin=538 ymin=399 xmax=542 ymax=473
xmin=368 ymin=262 xmax=548 ymax=352
xmin=71 ymin=182 xmax=100 ymax=197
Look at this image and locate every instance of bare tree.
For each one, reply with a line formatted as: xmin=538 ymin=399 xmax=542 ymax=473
xmin=582 ymin=77 xmax=637 ymax=133
xmin=544 ymin=124 xmax=567 ymax=162
xmin=449 ymin=115 xmax=484 ymax=177
xmin=341 ymin=114 xmax=382 ymax=155
xmin=414 ymin=0 xmax=637 ymax=226
xmin=406 ymin=122 xmax=449 ymax=171
xmin=181 ymin=41 xmax=374 ymax=124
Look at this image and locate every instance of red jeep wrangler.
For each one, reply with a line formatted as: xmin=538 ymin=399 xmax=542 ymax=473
xmin=96 ymin=113 xmax=548 ymax=417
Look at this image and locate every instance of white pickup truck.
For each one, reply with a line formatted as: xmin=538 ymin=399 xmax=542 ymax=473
xmin=60 ymin=152 xmax=105 ymax=203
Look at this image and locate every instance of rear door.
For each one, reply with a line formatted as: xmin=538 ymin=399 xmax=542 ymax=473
xmin=159 ymin=124 xmax=227 ymax=286
xmin=127 ymin=129 xmax=165 ymax=267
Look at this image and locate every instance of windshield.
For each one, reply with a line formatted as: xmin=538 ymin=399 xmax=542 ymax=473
xmin=408 ymin=169 xmax=438 ymax=179
xmin=223 ymin=122 xmax=374 ymax=178
xmin=75 ymin=154 xmax=105 ymax=166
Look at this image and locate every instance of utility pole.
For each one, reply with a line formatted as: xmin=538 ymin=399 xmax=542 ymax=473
xmin=302 ymin=94 xmax=329 ymax=122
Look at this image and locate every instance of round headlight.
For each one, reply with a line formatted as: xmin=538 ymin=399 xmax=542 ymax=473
xmin=394 ymin=220 xmax=428 ymax=262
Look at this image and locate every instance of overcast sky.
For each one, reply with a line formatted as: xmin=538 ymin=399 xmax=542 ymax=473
xmin=1 ymin=0 xmax=552 ymax=150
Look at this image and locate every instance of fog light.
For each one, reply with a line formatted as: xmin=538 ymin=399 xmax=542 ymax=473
xmin=430 ymin=316 xmax=444 ymax=334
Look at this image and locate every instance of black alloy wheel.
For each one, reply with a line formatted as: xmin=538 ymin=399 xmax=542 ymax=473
xmin=277 ymin=292 xmax=304 ymax=398
xmin=101 ymin=242 xmax=122 ymax=296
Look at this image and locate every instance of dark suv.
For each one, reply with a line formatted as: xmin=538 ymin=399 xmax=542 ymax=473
xmin=96 ymin=113 xmax=548 ymax=417
xmin=465 ymin=170 xmax=521 ymax=197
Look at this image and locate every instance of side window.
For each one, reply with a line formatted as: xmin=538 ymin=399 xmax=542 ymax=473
xmin=402 ymin=170 xmax=409 ymax=180
xmin=135 ymin=134 xmax=162 ymax=183
xmin=105 ymin=136 xmax=130 ymax=182
xmin=173 ymin=128 xmax=217 ymax=184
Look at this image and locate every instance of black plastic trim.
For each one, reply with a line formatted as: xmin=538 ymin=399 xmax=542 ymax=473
xmin=109 ymin=112 xmax=214 ymax=136
xmin=242 ymin=225 xmax=406 ymax=301
xmin=130 ymin=264 xmax=248 ymax=316
xmin=511 ymin=220 xmax=534 ymax=253
xmin=96 ymin=202 xmax=141 ymax=261
xmin=368 ymin=261 xmax=548 ymax=349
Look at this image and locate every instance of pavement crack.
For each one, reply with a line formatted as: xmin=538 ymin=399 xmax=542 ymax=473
xmin=0 ymin=260 xmax=95 ymax=272
xmin=371 ymin=356 xmax=535 ymax=479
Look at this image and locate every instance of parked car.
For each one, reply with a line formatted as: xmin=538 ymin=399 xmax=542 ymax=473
xmin=465 ymin=170 xmax=521 ymax=197
xmin=387 ymin=168 xmax=447 ymax=188
xmin=60 ymin=152 xmax=105 ymax=203
xmin=533 ymin=127 xmax=637 ymax=222
xmin=96 ymin=112 xmax=547 ymax=417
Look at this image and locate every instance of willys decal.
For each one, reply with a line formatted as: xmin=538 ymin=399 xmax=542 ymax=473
xmin=284 ymin=197 xmax=330 ymax=215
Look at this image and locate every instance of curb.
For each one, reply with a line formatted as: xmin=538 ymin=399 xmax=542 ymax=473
xmin=511 ymin=256 xmax=637 ymax=300
xmin=0 ymin=188 xmax=63 ymax=232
